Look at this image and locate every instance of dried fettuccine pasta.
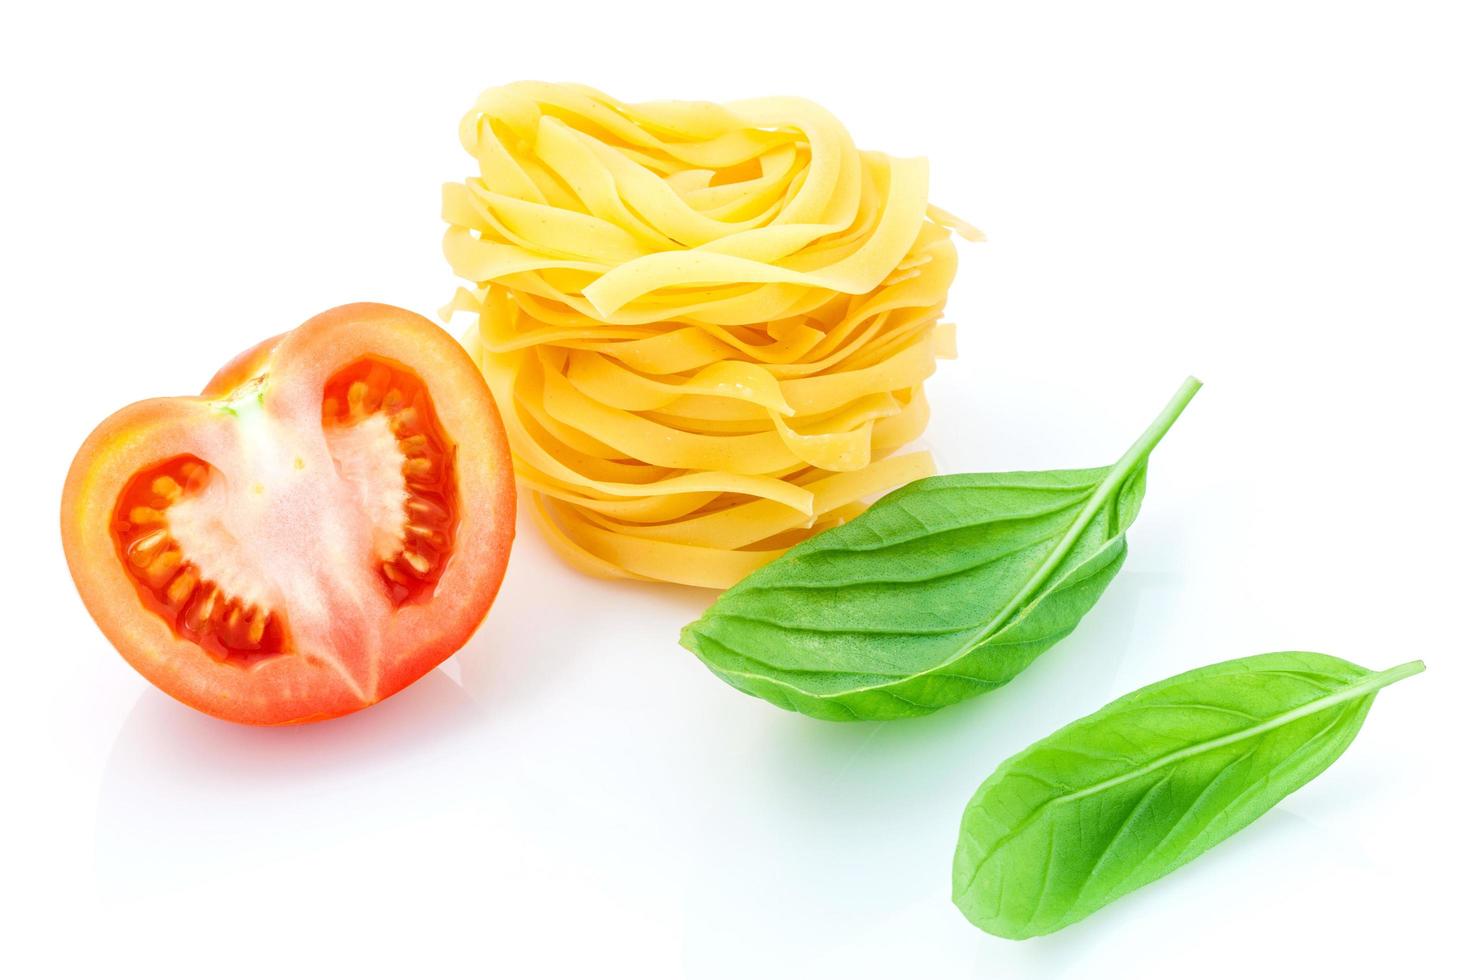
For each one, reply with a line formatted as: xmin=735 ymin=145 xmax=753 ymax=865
xmin=444 ymin=82 xmax=979 ymax=588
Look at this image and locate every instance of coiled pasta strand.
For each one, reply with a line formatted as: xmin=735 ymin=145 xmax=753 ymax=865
xmin=444 ymin=82 xmax=978 ymax=587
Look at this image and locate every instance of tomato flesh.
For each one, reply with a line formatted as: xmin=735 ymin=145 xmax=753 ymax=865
xmin=113 ymin=454 xmax=292 ymax=665
xmin=322 ymin=356 xmax=459 ymax=607
xmin=63 ymin=303 xmax=515 ymax=725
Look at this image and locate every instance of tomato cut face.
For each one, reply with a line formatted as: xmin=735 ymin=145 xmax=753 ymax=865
xmin=62 ymin=303 xmax=515 ymax=724
xmin=113 ymin=454 xmax=294 ymax=666
xmin=321 ymin=356 xmax=460 ymax=606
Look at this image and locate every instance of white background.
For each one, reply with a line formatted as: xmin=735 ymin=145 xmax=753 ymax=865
xmin=4 ymin=2 xmax=1466 ymax=977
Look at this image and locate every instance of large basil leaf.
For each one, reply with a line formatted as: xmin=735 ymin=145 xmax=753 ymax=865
xmin=952 ymin=652 xmax=1425 ymax=938
xmin=679 ymin=377 xmax=1201 ymax=721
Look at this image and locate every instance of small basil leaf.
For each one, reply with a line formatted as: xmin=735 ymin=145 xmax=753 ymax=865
xmin=952 ymin=653 xmax=1425 ymax=939
xmin=679 ymin=377 xmax=1200 ymax=721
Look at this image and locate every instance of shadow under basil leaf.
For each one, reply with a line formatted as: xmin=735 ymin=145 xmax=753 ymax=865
xmin=678 ymin=571 xmax=1158 ymax=971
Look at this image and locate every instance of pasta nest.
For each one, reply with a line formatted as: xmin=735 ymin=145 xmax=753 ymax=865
xmin=443 ymin=82 xmax=979 ymax=588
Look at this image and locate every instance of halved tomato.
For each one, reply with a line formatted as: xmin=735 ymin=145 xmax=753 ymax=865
xmin=61 ymin=303 xmax=515 ymax=724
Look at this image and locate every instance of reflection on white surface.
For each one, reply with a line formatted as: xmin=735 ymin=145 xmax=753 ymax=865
xmin=90 ymin=537 xmax=1161 ymax=976
xmin=96 ymin=669 xmax=483 ymax=896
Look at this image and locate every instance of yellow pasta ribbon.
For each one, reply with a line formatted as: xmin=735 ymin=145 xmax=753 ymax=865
xmin=445 ymin=82 xmax=979 ymax=588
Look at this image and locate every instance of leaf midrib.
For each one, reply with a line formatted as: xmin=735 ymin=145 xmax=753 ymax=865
xmin=733 ymin=506 xmax=1086 ymax=593
xmin=689 ymin=550 xmax=1119 ymax=700
xmin=958 ymin=661 xmax=1424 ymax=902
xmin=1043 ymin=665 xmax=1414 ymax=807
xmin=964 ymin=379 xmax=1198 ymax=650
xmin=683 ymin=377 xmax=1205 ymax=716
